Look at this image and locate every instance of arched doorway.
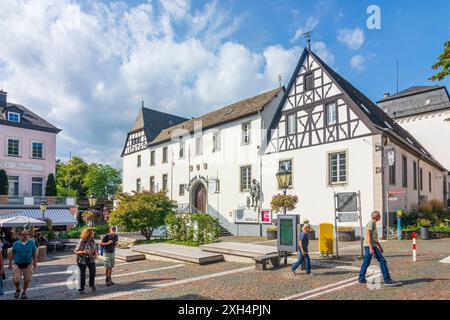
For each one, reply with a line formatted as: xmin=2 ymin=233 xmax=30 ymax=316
xmin=192 ymin=183 xmax=207 ymax=213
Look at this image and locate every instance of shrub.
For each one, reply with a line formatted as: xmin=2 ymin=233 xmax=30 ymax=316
xmin=417 ymin=219 xmax=432 ymax=228
xmin=45 ymin=173 xmax=57 ymax=196
xmin=109 ymin=191 xmax=176 ymax=239
xmin=165 ymin=213 xmax=220 ymax=245
xmin=0 ymin=169 xmax=8 ymax=195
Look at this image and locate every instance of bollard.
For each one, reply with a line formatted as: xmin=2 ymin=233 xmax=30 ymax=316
xmin=412 ymin=232 xmax=417 ymax=262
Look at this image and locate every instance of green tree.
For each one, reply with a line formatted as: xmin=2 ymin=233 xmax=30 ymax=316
xmin=56 ymin=156 xmax=89 ymax=197
xmin=109 ymin=191 xmax=176 ymax=239
xmin=0 ymin=169 xmax=8 ymax=195
xmin=83 ymin=164 xmax=122 ymax=200
xmin=429 ymin=40 xmax=450 ymax=81
xmin=45 ymin=173 xmax=57 ymax=196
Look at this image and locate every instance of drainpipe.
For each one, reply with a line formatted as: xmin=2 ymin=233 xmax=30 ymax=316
xmin=258 ymin=110 xmax=263 ymax=237
xmin=417 ymin=157 xmax=422 ymax=204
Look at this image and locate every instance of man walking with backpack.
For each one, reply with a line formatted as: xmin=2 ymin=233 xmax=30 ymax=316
xmin=100 ymin=226 xmax=118 ymax=286
xmin=359 ymin=211 xmax=401 ymax=286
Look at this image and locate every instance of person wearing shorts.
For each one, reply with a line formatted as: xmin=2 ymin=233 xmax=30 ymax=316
xmin=100 ymin=226 xmax=118 ymax=286
xmin=8 ymin=230 xmax=37 ymax=299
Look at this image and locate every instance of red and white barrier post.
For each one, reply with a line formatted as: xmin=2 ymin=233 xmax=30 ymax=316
xmin=412 ymin=232 xmax=417 ymax=262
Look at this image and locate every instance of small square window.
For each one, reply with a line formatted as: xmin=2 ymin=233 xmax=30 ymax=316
xmin=8 ymin=112 xmax=20 ymax=123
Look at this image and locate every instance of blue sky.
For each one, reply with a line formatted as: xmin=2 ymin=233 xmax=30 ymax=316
xmin=0 ymin=0 xmax=448 ymax=168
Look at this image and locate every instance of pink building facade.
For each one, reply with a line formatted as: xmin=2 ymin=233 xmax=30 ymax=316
xmin=0 ymin=90 xmax=60 ymax=198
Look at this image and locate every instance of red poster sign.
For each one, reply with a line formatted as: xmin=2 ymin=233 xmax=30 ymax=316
xmin=261 ymin=210 xmax=272 ymax=224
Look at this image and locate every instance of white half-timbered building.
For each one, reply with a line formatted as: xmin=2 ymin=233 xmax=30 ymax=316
xmin=121 ymin=47 xmax=448 ymax=237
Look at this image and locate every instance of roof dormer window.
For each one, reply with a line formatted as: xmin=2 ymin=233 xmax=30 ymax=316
xmin=8 ymin=111 xmax=21 ymax=123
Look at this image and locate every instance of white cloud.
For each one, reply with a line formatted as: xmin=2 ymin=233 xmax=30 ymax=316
xmin=350 ymin=55 xmax=366 ymax=71
xmin=291 ymin=16 xmax=320 ymax=43
xmin=311 ymin=42 xmax=335 ymax=66
xmin=350 ymin=53 xmax=376 ymax=72
xmin=337 ymin=28 xmax=365 ymax=50
xmin=0 ymin=0 xmax=302 ymax=168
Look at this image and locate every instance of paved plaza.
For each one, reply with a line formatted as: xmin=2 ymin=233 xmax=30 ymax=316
xmin=1 ymin=238 xmax=449 ymax=300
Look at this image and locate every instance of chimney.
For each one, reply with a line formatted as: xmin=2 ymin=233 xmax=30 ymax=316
xmin=384 ymin=92 xmax=390 ymax=98
xmin=0 ymin=90 xmax=6 ymax=108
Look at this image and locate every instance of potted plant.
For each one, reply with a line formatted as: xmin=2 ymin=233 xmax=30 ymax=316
xmin=417 ymin=218 xmax=432 ymax=240
xmin=0 ymin=169 xmax=9 ymax=203
xmin=82 ymin=210 xmax=95 ymax=227
xmin=266 ymin=226 xmax=278 ymax=240
xmin=268 ymin=193 xmax=299 ymax=239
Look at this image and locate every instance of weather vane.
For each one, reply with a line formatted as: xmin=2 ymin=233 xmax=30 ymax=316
xmin=302 ymin=31 xmax=312 ymax=50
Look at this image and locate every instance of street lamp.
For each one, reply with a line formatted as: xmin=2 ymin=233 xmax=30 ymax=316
xmin=276 ymin=170 xmax=292 ymax=214
xmin=88 ymin=193 xmax=97 ymax=227
xmin=39 ymin=200 xmax=48 ymax=220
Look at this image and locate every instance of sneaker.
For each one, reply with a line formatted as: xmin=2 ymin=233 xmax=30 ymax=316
xmin=384 ymin=280 xmax=402 ymax=286
xmin=291 ymin=269 xmax=296 ymax=276
xmin=358 ymin=279 xmax=367 ymax=284
xmin=106 ymin=277 xmax=111 ymax=287
xmin=78 ymin=289 xmax=86 ymax=295
xmin=306 ymin=273 xmax=315 ymax=276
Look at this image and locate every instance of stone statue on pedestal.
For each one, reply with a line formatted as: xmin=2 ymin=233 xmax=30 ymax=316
xmin=250 ymin=179 xmax=261 ymax=211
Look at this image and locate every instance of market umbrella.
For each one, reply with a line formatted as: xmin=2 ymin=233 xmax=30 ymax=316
xmin=0 ymin=215 xmax=46 ymax=228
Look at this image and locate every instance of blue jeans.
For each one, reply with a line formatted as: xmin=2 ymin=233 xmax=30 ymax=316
xmin=359 ymin=246 xmax=391 ymax=283
xmin=291 ymin=250 xmax=311 ymax=273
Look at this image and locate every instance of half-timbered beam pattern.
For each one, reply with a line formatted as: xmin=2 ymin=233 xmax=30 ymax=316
xmin=267 ymin=52 xmax=371 ymax=154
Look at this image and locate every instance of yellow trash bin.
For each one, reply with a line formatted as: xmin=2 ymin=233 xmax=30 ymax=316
xmin=319 ymin=223 xmax=334 ymax=256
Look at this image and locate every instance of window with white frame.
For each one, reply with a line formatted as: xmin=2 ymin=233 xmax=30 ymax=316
xmin=162 ymin=147 xmax=168 ymax=163
xmin=329 ymin=152 xmax=347 ymax=184
xmin=326 ymin=102 xmax=337 ymax=125
xmin=150 ymin=176 xmax=155 ymax=192
xmin=137 ymin=154 xmax=141 ymax=167
xmin=31 ymin=141 xmax=44 ymax=159
xmin=7 ymin=138 xmax=20 ymax=156
xmin=287 ymin=113 xmax=296 ymax=135
xmin=136 ymin=178 xmax=141 ymax=192
xmin=279 ymin=160 xmax=293 ymax=188
xmin=31 ymin=177 xmax=43 ymax=197
xmin=150 ymin=150 xmax=155 ymax=166
xmin=242 ymin=122 xmax=251 ymax=145
xmin=179 ymin=136 xmax=185 ymax=158
xmin=179 ymin=184 xmax=185 ymax=196
xmin=7 ymin=112 xmax=20 ymax=123
xmin=7 ymin=175 xmax=19 ymax=196
xmin=162 ymin=174 xmax=168 ymax=191
xmin=212 ymin=131 xmax=221 ymax=152
xmin=195 ymin=136 xmax=203 ymax=155
xmin=240 ymin=166 xmax=252 ymax=192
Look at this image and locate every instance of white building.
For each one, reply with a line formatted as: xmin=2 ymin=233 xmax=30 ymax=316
xmin=378 ymin=86 xmax=450 ymax=207
xmin=122 ymin=48 xmax=447 ymax=237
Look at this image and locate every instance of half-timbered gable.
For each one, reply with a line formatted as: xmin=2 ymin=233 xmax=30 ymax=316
xmin=121 ymin=107 xmax=188 ymax=157
xmin=266 ymin=49 xmax=374 ymax=154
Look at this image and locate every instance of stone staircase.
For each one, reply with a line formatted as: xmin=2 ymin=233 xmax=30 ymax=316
xmin=220 ymin=225 xmax=233 ymax=237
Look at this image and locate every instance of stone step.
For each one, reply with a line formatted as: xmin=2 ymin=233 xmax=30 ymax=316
xmin=115 ymin=248 xmax=146 ymax=262
xmin=131 ymin=243 xmax=224 ymax=265
xmin=200 ymin=242 xmax=278 ymax=258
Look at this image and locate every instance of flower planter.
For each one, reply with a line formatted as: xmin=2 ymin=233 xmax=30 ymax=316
xmin=266 ymin=229 xmax=277 ymax=240
xmin=46 ymin=196 xmax=57 ymax=205
xmin=420 ymin=227 xmax=430 ymax=240
xmin=0 ymin=195 xmax=8 ymax=204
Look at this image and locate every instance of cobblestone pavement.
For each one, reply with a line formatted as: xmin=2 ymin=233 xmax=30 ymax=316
xmin=0 ymin=239 xmax=448 ymax=300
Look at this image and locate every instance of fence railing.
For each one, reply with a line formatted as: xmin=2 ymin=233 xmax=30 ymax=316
xmin=0 ymin=196 xmax=76 ymax=206
xmin=175 ymin=203 xmax=203 ymax=214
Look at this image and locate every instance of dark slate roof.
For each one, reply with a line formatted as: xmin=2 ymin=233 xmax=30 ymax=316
xmin=129 ymin=107 xmax=189 ymax=142
xmin=270 ymin=47 xmax=446 ymax=171
xmin=0 ymin=102 xmax=61 ymax=134
xmin=377 ymin=86 xmax=450 ymax=119
xmin=377 ymin=85 xmax=444 ymax=102
xmin=149 ymin=87 xmax=284 ymax=146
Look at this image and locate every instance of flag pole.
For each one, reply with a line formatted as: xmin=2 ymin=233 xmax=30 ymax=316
xmin=171 ymin=149 xmax=174 ymax=200
xmin=188 ymin=144 xmax=191 ymax=212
